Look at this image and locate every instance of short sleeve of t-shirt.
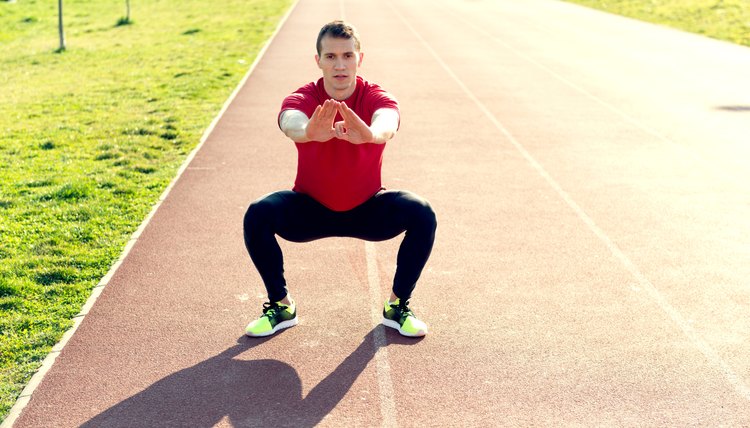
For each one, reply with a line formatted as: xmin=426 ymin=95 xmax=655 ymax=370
xmin=278 ymin=82 xmax=320 ymax=125
xmin=358 ymin=82 xmax=399 ymax=128
xmin=362 ymin=83 xmax=398 ymax=112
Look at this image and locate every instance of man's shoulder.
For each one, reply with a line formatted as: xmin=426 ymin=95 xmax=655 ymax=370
xmin=292 ymin=78 xmax=324 ymax=96
xmin=281 ymin=79 xmax=324 ymax=113
xmin=356 ymin=76 xmax=398 ymax=108
xmin=356 ymin=76 xmax=386 ymax=93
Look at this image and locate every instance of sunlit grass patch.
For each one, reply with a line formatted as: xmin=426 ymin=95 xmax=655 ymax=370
xmin=0 ymin=0 xmax=292 ymax=420
xmin=563 ymin=0 xmax=750 ymax=47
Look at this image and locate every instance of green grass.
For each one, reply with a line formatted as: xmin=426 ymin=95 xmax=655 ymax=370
xmin=0 ymin=0 xmax=292 ymax=420
xmin=563 ymin=0 xmax=750 ymax=47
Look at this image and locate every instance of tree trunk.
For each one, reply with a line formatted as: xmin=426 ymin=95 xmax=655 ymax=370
xmin=126 ymin=0 xmax=130 ymax=21
xmin=57 ymin=0 xmax=66 ymax=51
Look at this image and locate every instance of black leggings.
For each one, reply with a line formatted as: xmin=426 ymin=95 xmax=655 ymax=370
xmin=243 ymin=189 xmax=437 ymax=302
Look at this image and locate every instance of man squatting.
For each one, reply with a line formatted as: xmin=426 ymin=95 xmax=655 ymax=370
xmin=243 ymin=20 xmax=437 ymax=337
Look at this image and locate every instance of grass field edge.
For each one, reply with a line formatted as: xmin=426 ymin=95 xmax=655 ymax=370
xmin=0 ymin=0 xmax=301 ymax=425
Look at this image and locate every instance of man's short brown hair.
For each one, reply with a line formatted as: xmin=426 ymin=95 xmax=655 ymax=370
xmin=316 ymin=20 xmax=361 ymax=56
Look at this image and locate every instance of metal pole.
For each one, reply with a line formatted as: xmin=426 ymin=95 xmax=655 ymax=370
xmin=58 ymin=0 xmax=66 ymax=51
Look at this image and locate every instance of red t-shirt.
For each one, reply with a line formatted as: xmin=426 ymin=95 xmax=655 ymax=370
xmin=279 ymin=76 xmax=399 ymax=211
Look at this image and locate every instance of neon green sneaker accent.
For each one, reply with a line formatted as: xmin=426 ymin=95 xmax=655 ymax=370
xmin=382 ymin=298 xmax=428 ymax=337
xmin=245 ymin=301 xmax=298 ymax=337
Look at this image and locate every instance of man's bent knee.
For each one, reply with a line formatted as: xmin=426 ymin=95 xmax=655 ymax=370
xmin=419 ymin=200 xmax=437 ymax=233
xmin=403 ymin=193 xmax=437 ymax=233
xmin=243 ymin=193 xmax=280 ymax=232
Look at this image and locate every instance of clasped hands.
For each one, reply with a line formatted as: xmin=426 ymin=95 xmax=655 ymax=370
xmin=305 ymin=99 xmax=374 ymax=144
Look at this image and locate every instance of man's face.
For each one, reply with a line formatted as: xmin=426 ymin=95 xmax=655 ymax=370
xmin=315 ymin=35 xmax=363 ymax=100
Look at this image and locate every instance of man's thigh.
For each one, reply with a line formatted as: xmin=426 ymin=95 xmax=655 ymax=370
xmin=346 ymin=190 xmax=432 ymax=241
xmin=256 ymin=190 xmax=342 ymax=242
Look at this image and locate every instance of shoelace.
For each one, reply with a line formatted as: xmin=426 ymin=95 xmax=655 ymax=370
xmin=391 ymin=300 xmax=413 ymax=318
xmin=261 ymin=302 xmax=283 ymax=316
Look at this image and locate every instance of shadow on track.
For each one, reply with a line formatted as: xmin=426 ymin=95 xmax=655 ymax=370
xmin=716 ymin=105 xmax=750 ymax=112
xmin=81 ymin=326 xmax=420 ymax=427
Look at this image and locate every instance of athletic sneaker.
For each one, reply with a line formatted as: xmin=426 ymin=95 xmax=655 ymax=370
xmin=245 ymin=300 xmax=298 ymax=337
xmin=382 ymin=298 xmax=428 ymax=337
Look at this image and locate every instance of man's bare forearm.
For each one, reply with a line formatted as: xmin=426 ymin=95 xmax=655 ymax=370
xmin=368 ymin=108 xmax=399 ymax=144
xmin=279 ymin=110 xmax=312 ymax=143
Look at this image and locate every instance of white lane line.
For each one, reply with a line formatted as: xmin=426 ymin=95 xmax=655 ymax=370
xmin=366 ymin=242 xmax=399 ymax=428
xmin=339 ymin=0 xmax=398 ymax=425
xmin=0 ymin=2 xmax=302 ymax=428
xmin=386 ymin=1 xmax=750 ymax=402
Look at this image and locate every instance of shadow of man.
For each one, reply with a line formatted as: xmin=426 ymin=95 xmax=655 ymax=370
xmin=81 ymin=326 xmax=419 ymax=427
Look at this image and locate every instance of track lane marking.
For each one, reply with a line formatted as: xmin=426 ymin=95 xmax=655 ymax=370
xmin=433 ymin=0 xmax=740 ymax=186
xmin=338 ymin=1 xmax=398 ymax=425
xmin=366 ymin=242 xmax=399 ymax=428
xmin=386 ymin=0 xmax=750 ymax=402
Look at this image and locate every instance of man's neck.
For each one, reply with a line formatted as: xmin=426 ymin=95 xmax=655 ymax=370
xmin=324 ymin=82 xmax=356 ymax=101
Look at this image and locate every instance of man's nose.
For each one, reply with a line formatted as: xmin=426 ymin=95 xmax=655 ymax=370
xmin=334 ymin=58 xmax=345 ymax=69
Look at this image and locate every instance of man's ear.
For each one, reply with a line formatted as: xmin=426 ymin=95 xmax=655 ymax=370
xmin=314 ymin=54 xmax=321 ymax=69
xmin=357 ymin=52 xmax=364 ymax=67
